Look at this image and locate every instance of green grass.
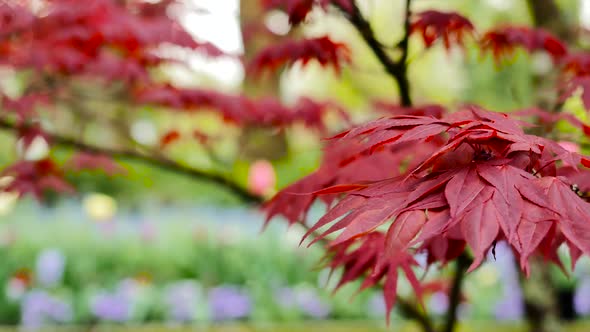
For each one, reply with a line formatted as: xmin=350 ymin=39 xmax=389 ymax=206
xmin=0 ymin=321 xmax=587 ymax=332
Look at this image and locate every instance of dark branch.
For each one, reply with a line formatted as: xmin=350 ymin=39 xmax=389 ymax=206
xmin=398 ymin=298 xmax=436 ymax=332
xmin=443 ymin=253 xmax=471 ymax=332
xmin=335 ymin=1 xmax=413 ymax=106
xmin=0 ymin=118 xmax=262 ymax=204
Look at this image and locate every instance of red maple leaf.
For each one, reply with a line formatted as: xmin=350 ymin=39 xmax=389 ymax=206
xmin=65 ymin=152 xmax=125 ymax=176
xmin=373 ymin=102 xmax=446 ymax=118
xmin=561 ymin=52 xmax=590 ymax=77
xmin=1 ymin=93 xmax=49 ymax=123
xmin=248 ymin=36 xmax=351 ymax=76
xmin=410 ymin=10 xmax=475 ymax=50
xmin=0 ymin=1 xmax=33 ymax=36
xmin=480 ymin=26 xmax=568 ymax=64
xmin=1 ymin=159 xmax=74 ymax=199
xmin=324 ymin=232 xmax=423 ymax=322
xmin=263 ymin=134 xmax=442 ymax=226
xmin=560 ymin=75 xmax=590 ymax=111
xmin=261 ymin=0 xmax=354 ymax=25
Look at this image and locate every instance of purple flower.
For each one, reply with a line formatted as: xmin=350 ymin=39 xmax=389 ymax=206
xmin=428 ymin=291 xmax=449 ymax=315
xmin=208 ymin=286 xmax=251 ymax=321
xmin=574 ymin=278 xmax=590 ymax=316
xmin=293 ymin=288 xmax=330 ymax=319
xmin=494 ymin=292 xmax=524 ymax=321
xmin=164 ymin=281 xmax=201 ymax=322
xmin=367 ymin=293 xmax=386 ymax=318
xmin=91 ymin=292 xmax=131 ymax=322
xmin=274 ymin=287 xmax=296 ymax=309
xmin=274 ymin=287 xmax=331 ymax=319
xmin=35 ymin=249 xmax=66 ymax=287
xmin=21 ymin=290 xmax=73 ymax=327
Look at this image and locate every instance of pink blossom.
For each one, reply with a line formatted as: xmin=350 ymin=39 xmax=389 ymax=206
xmin=247 ymin=160 xmax=276 ymax=196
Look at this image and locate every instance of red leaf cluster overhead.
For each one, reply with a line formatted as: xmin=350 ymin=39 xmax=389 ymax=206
xmin=249 ymin=36 xmax=351 ymax=76
xmin=559 ymin=53 xmax=590 ymax=111
xmin=1 ymin=159 xmax=74 ymax=199
xmin=65 ymin=152 xmax=125 ymax=176
xmin=513 ymin=107 xmax=587 ymax=134
xmin=410 ymin=10 xmax=475 ymax=50
xmin=480 ymin=26 xmax=568 ymax=63
xmin=1 ymin=93 xmax=49 ymax=123
xmin=266 ymin=106 xmax=590 ymax=316
xmin=135 ymin=84 xmax=349 ymax=133
xmin=0 ymin=0 xmax=221 ymax=81
xmin=261 ymin=0 xmax=354 ymax=26
xmin=561 ymin=76 xmax=590 ymax=110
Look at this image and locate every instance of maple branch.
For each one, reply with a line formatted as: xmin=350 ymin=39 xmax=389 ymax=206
xmin=397 ymin=298 xmax=436 ymax=332
xmin=336 ymin=1 xmax=413 ymax=106
xmin=442 ymin=253 xmax=471 ymax=332
xmin=0 ymin=117 xmax=262 ymax=204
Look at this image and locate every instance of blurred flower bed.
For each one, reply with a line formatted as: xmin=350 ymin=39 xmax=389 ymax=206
xmin=0 ymin=201 xmax=587 ymax=328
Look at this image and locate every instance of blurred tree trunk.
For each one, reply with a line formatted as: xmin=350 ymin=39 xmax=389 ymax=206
xmin=238 ymin=0 xmax=288 ymax=161
xmin=527 ymin=0 xmax=572 ymax=42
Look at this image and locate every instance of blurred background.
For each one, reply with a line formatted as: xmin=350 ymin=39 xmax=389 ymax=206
xmin=0 ymin=0 xmax=590 ymax=330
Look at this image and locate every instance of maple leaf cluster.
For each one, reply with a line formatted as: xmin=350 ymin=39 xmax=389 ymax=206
xmin=406 ymin=10 xmax=590 ymax=115
xmin=261 ymin=0 xmax=354 ymax=26
xmin=410 ymin=10 xmax=475 ymax=50
xmin=249 ymin=36 xmax=351 ymax=76
xmin=0 ymin=0 xmax=352 ymax=199
xmin=0 ymin=0 xmax=222 ymax=198
xmin=265 ymin=105 xmax=590 ymax=316
xmin=135 ymin=84 xmax=349 ymax=134
xmin=0 ymin=0 xmax=221 ymax=80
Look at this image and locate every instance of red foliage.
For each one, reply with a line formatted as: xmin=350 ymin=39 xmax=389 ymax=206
xmin=410 ymin=10 xmax=475 ymax=50
xmin=66 ymin=152 xmax=125 ymax=175
xmin=561 ymin=76 xmax=590 ymax=110
xmin=135 ymin=84 xmax=349 ymax=134
xmin=557 ymin=52 xmax=590 ymax=111
xmin=261 ymin=0 xmax=354 ymax=25
xmin=264 ymin=131 xmax=442 ymax=225
xmin=325 ymin=232 xmax=423 ymax=323
xmin=561 ymin=52 xmax=590 ymax=76
xmin=249 ymin=36 xmax=351 ymax=76
xmin=0 ymin=0 xmax=221 ymax=78
xmin=480 ymin=26 xmax=568 ymax=63
xmin=1 ymin=93 xmax=50 ymax=123
xmin=2 ymin=0 xmax=590 ymax=324
xmin=1 ymin=159 xmax=74 ymax=199
xmin=373 ymin=102 xmax=446 ymax=118
xmin=267 ymin=106 xmax=590 ymax=316
xmin=160 ymin=130 xmax=182 ymax=148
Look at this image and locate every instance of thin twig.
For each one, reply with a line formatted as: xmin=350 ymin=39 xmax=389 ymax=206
xmin=0 ymin=117 xmax=261 ymax=204
xmin=334 ymin=0 xmax=413 ymax=106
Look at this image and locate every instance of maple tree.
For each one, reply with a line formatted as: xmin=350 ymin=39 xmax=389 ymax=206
xmin=1 ymin=0 xmax=590 ymax=331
